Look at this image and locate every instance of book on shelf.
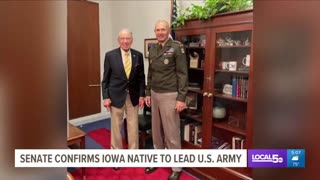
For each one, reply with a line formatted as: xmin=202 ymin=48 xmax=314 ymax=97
xmin=218 ymin=142 xmax=231 ymax=149
xmin=183 ymin=122 xmax=202 ymax=144
xmin=231 ymin=76 xmax=248 ymax=98
xmin=232 ymin=136 xmax=245 ymax=149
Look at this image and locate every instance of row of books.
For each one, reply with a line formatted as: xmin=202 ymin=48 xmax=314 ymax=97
xmin=182 ymin=122 xmax=202 ymax=145
xmin=181 ymin=119 xmax=245 ymax=149
xmin=231 ymin=76 xmax=248 ymax=98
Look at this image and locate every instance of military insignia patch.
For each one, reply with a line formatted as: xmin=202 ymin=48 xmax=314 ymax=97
xmin=166 ymin=48 xmax=174 ymax=53
xmin=181 ymin=47 xmax=185 ymax=54
xmin=164 ymin=59 xmax=169 ymax=64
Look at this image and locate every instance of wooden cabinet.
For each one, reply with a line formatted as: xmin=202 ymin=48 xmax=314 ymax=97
xmin=176 ymin=10 xmax=253 ymax=179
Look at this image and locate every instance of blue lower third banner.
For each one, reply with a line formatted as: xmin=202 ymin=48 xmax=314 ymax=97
xmin=248 ymin=149 xmax=305 ymax=168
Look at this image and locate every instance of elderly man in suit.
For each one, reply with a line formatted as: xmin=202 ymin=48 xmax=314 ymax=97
xmin=101 ymin=29 xmax=145 ymax=161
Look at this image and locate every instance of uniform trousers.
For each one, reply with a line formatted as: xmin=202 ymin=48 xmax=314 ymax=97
xmin=151 ymin=90 xmax=182 ymax=172
xmin=110 ymin=93 xmax=139 ymax=149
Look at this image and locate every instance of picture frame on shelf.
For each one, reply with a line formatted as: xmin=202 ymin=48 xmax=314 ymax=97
xmin=144 ymin=38 xmax=158 ymax=58
xmin=185 ymin=92 xmax=197 ymax=110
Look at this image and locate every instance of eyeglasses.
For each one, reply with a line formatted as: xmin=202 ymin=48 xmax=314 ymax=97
xmin=119 ymin=37 xmax=132 ymax=41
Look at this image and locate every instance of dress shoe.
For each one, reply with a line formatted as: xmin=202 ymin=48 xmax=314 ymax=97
xmin=144 ymin=167 xmax=158 ymax=174
xmin=113 ymin=167 xmax=120 ymax=171
xmin=168 ymin=171 xmax=181 ymax=180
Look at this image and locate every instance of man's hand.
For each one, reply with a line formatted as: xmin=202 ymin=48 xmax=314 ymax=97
xmin=145 ymin=96 xmax=151 ymax=107
xmin=176 ymin=100 xmax=186 ymax=113
xmin=103 ymin=99 xmax=112 ymax=112
xmin=138 ymin=97 xmax=145 ymax=109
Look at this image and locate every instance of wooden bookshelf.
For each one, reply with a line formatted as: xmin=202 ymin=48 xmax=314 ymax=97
xmin=176 ymin=10 xmax=253 ymax=179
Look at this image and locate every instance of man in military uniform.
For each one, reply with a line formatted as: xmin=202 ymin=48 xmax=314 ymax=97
xmin=145 ymin=20 xmax=188 ymax=180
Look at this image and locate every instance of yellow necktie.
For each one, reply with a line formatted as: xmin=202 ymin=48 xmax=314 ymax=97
xmin=124 ymin=52 xmax=131 ymax=78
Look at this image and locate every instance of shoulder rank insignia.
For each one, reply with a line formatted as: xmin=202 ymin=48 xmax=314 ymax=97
xmin=181 ymin=47 xmax=185 ymax=54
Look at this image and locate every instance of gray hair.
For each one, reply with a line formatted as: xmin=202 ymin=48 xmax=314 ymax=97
xmin=118 ymin=28 xmax=132 ymax=38
xmin=154 ymin=20 xmax=170 ymax=30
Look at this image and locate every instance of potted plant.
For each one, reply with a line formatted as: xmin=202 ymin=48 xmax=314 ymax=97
xmin=172 ymin=0 xmax=253 ymax=29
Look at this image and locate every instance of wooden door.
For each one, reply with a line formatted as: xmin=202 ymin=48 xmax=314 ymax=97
xmin=68 ymin=0 xmax=101 ymax=119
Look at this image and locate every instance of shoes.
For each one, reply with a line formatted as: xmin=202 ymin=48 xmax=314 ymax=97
xmin=113 ymin=167 xmax=120 ymax=171
xmin=144 ymin=167 xmax=158 ymax=174
xmin=168 ymin=171 xmax=181 ymax=180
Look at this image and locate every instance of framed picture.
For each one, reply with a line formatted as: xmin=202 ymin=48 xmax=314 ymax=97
xmin=144 ymin=38 xmax=158 ymax=58
xmin=185 ymin=92 xmax=197 ymax=110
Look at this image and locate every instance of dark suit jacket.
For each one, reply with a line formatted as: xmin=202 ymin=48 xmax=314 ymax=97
xmin=101 ymin=48 xmax=145 ymax=108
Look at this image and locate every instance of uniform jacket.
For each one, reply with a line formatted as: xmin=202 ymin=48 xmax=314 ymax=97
xmin=146 ymin=38 xmax=188 ymax=102
xmin=102 ymin=48 xmax=145 ymax=108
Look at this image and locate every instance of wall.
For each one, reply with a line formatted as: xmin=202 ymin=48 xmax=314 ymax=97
xmin=71 ymin=0 xmax=201 ymax=126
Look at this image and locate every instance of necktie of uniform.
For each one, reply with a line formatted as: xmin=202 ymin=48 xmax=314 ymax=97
xmin=124 ymin=52 xmax=131 ymax=78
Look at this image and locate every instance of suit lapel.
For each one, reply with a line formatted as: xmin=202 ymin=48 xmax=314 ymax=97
xmin=129 ymin=50 xmax=137 ymax=80
xmin=116 ymin=48 xmax=127 ymax=80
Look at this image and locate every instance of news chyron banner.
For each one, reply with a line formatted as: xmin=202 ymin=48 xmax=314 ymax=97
xmin=248 ymin=149 xmax=305 ymax=168
xmin=15 ymin=149 xmax=247 ymax=168
xmin=15 ymin=149 xmax=305 ymax=168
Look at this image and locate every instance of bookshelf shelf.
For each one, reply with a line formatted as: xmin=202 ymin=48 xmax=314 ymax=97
xmin=215 ymin=70 xmax=249 ymax=75
xmin=188 ymin=89 xmax=203 ymax=94
xmin=186 ymin=46 xmax=205 ymax=50
xmin=181 ymin=112 xmax=202 ymax=123
xmin=190 ymin=67 xmax=204 ymax=71
xmin=216 ymin=45 xmax=250 ymax=49
xmin=181 ymin=140 xmax=202 ymax=149
xmin=214 ymin=92 xmax=247 ymax=103
xmin=213 ymin=121 xmax=246 ymax=136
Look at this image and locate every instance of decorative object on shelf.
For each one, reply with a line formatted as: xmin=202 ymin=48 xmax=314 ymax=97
xmin=227 ymin=116 xmax=240 ymax=127
xmin=144 ymin=38 xmax=158 ymax=58
xmin=185 ymin=92 xmax=197 ymax=110
xmin=227 ymin=61 xmax=237 ymax=71
xmin=238 ymin=66 xmax=249 ymax=71
xmin=201 ymin=39 xmax=206 ymax=47
xmin=216 ymin=38 xmax=226 ymax=46
xmin=222 ymin=84 xmax=232 ymax=95
xmin=189 ymin=52 xmax=199 ymax=68
xmin=221 ymin=61 xmax=228 ymax=70
xmin=243 ymin=38 xmax=250 ymax=45
xmin=225 ymin=37 xmax=233 ymax=46
xmin=234 ymin=40 xmax=241 ymax=45
xmin=212 ymin=105 xmax=226 ymax=119
xmin=242 ymin=54 xmax=250 ymax=67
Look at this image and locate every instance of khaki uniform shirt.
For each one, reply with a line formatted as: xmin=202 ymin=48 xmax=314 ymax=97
xmin=146 ymin=38 xmax=188 ymax=102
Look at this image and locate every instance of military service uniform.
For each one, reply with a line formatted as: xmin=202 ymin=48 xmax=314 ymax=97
xmin=146 ymin=38 xmax=188 ymax=172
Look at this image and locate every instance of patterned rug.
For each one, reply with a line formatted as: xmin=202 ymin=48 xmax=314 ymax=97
xmin=70 ymin=128 xmax=197 ymax=180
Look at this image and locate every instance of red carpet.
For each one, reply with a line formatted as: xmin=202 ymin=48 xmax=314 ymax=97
xmin=71 ymin=128 xmax=197 ymax=180
xmin=71 ymin=167 xmax=196 ymax=180
xmin=87 ymin=128 xmax=128 ymax=149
